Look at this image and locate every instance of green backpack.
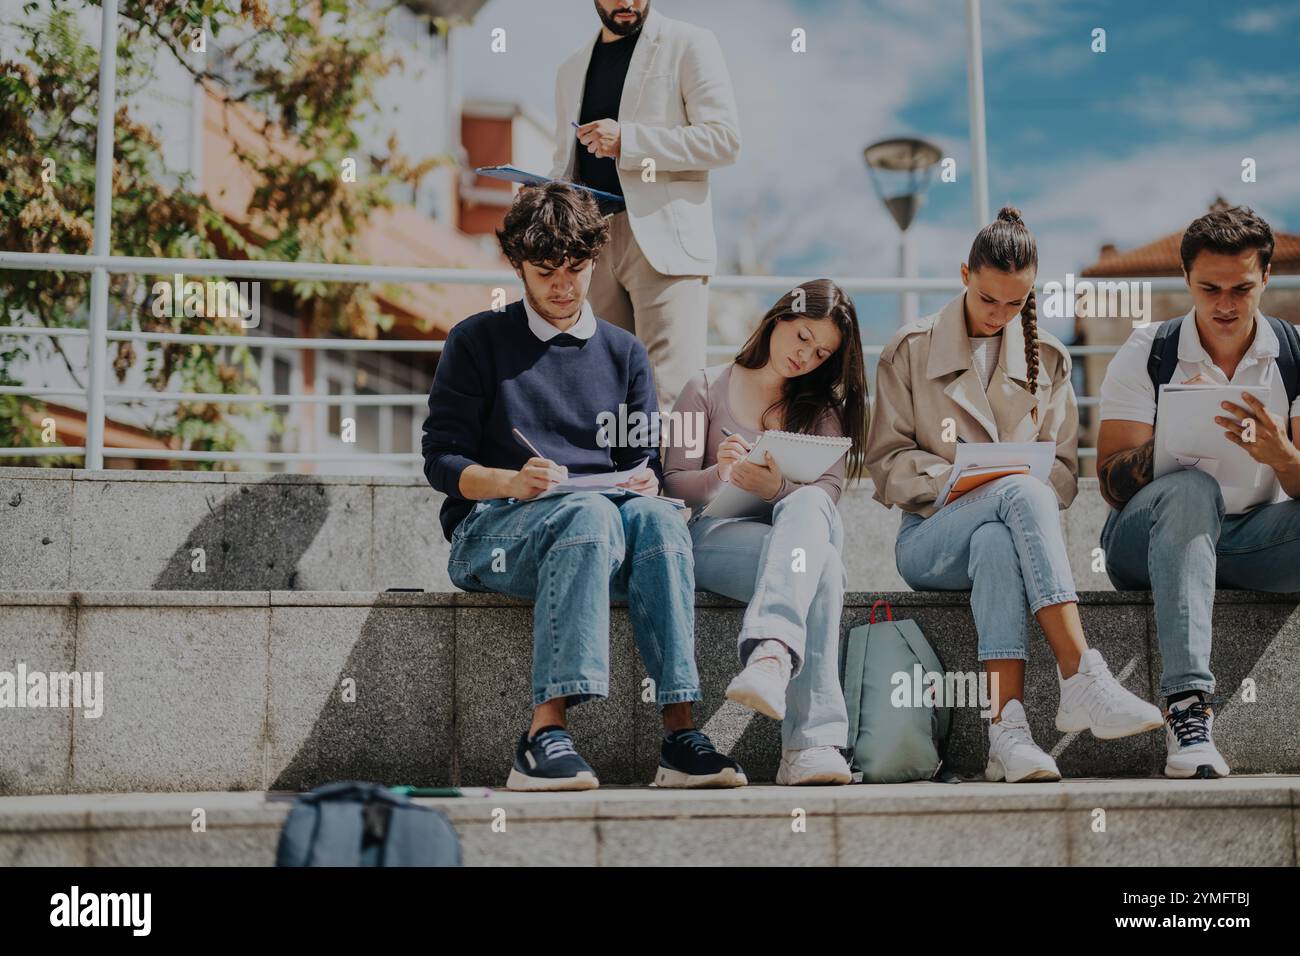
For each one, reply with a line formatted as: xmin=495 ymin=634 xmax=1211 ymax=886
xmin=841 ymin=600 xmax=955 ymax=783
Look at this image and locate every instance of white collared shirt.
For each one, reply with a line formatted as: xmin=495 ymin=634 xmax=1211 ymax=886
xmin=522 ymin=295 xmax=597 ymax=342
xmin=1100 ymin=309 xmax=1300 ymax=513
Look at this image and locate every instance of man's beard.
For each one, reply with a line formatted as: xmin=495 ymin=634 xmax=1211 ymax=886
xmin=595 ymin=1 xmax=648 ymax=36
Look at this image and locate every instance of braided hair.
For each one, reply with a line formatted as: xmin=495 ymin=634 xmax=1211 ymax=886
xmin=967 ymin=206 xmax=1041 ymax=422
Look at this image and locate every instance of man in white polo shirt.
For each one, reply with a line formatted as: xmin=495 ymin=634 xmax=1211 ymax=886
xmin=1096 ymin=205 xmax=1300 ymax=780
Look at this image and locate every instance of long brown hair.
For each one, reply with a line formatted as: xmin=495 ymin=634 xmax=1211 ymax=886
xmin=967 ymin=205 xmax=1040 ymax=421
xmin=733 ymin=278 xmax=869 ymax=481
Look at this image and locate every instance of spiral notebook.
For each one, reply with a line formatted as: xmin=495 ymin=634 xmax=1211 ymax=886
xmin=699 ymin=430 xmax=852 ymax=519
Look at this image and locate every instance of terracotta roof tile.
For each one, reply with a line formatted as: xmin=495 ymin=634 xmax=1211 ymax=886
xmin=1083 ymin=227 xmax=1300 ymax=277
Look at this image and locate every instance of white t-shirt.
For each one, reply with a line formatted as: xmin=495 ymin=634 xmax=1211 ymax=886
xmin=1099 ymin=310 xmax=1300 ymax=514
xmin=968 ymin=334 xmax=1001 ymax=391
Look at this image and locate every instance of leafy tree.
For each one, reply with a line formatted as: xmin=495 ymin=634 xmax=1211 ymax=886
xmin=0 ymin=0 xmax=447 ymax=467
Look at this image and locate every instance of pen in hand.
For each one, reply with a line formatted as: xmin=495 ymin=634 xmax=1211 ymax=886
xmin=512 ymin=427 xmax=567 ymax=477
xmin=511 ymin=427 xmax=545 ymax=459
xmin=720 ymin=426 xmax=753 ymax=449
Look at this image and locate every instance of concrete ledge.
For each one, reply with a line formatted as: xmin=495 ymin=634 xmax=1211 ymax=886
xmin=0 ymin=778 xmax=1295 ymax=866
xmin=2 ymin=590 xmax=1297 ymax=793
xmin=0 ymin=466 xmax=1126 ymax=593
xmin=5 ymin=588 xmax=1297 ymax=608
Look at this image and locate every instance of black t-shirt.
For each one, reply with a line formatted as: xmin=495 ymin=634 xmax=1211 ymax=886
xmin=576 ymin=31 xmax=640 ymax=200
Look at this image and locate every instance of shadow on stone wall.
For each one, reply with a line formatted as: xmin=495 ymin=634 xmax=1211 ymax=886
xmin=153 ymin=483 xmax=332 ymax=590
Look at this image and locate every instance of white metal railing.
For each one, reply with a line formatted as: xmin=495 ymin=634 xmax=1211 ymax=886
xmin=3 ymin=0 xmax=1295 ymax=470
xmin=4 ymin=249 xmax=1300 ymax=465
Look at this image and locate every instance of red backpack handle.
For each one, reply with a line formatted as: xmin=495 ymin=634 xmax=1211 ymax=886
xmin=869 ymin=599 xmax=894 ymax=624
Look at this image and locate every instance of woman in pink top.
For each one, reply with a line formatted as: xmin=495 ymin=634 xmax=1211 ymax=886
xmin=663 ymin=279 xmax=869 ymax=785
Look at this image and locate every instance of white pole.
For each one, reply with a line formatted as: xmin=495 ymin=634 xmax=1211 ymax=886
xmin=899 ymin=232 xmax=918 ymax=326
xmin=85 ymin=0 xmax=119 ymax=470
xmin=965 ymin=0 xmax=990 ymax=228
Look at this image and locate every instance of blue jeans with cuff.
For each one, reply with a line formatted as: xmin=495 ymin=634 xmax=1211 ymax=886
xmin=690 ymin=485 xmax=849 ymax=750
xmin=1100 ymin=467 xmax=1300 ymax=698
xmin=448 ymin=491 xmax=702 ymax=709
xmin=895 ymin=475 xmax=1079 ymax=662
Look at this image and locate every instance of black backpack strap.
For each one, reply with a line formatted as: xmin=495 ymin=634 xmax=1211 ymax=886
xmin=1265 ymin=315 xmax=1300 ymax=413
xmin=1146 ymin=314 xmax=1185 ymax=402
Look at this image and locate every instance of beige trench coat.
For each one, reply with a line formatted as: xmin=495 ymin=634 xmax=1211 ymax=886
xmin=864 ymin=294 xmax=1079 ymax=518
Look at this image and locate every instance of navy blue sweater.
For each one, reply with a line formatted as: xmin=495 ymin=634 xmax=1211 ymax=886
xmin=422 ymin=300 xmax=662 ymax=540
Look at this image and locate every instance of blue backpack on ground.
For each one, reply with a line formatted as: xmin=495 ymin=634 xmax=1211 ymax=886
xmin=276 ymin=781 xmax=463 ymax=867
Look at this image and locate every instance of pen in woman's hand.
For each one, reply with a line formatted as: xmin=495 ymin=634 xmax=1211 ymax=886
xmin=720 ymin=427 xmax=754 ymax=451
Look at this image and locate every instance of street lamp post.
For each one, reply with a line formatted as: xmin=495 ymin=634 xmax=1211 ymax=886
xmin=864 ymin=137 xmax=942 ymax=326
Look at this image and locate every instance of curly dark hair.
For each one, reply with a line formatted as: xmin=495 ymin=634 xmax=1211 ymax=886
xmin=496 ymin=181 xmax=610 ymax=269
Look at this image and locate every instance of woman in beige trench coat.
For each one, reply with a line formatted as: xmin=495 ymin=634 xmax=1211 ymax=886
xmin=863 ymin=207 xmax=1165 ymax=782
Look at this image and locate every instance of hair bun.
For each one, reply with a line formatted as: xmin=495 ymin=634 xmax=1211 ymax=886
xmin=996 ymin=206 xmax=1024 ymax=225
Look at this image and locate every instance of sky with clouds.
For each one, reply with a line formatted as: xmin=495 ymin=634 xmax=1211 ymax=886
xmin=457 ymin=0 xmax=1300 ymax=341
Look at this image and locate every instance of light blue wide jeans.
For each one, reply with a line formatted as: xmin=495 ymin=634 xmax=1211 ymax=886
xmin=689 ymin=486 xmax=849 ymax=750
xmin=1100 ymin=467 xmax=1300 ymax=697
xmin=448 ymin=491 xmax=702 ymax=709
xmin=894 ymin=475 xmax=1079 ymax=661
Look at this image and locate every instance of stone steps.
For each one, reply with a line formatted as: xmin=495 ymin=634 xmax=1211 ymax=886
xmin=2 ymin=778 xmax=1296 ymax=866
xmin=4 ymin=589 xmax=1297 ymax=794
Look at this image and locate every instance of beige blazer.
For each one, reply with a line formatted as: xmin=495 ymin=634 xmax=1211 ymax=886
xmin=864 ymin=294 xmax=1079 ymax=518
xmin=548 ymin=7 xmax=741 ymax=276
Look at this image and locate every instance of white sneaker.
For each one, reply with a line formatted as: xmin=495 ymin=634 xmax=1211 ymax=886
xmin=985 ymin=699 xmax=1061 ymax=782
xmin=725 ymin=639 xmax=791 ymax=720
xmin=776 ymin=746 xmax=852 ymax=785
xmin=1164 ymin=695 xmax=1230 ymax=779
xmin=1055 ymin=648 xmax=1164 ymax=740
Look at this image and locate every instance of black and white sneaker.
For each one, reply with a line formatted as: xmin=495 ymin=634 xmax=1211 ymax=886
xmin=506 ymin=726 xmax=600 ymax=791
xmin=1164 ymin=696 xmax=1230 ymax=779
xmin=655 ymin=728 xmax=748 ymax=788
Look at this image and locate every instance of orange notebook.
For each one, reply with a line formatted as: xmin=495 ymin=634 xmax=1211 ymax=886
xmin=943 ymin=464 xmax=1031 ymax=505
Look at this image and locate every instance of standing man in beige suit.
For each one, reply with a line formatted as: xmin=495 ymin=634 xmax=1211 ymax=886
xmin=550 ymin=0 xmax=741 ymax=408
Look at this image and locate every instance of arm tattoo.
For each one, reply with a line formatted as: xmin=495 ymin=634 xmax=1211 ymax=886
xmin=1098 ymin=437 xmax=1155 ymax=509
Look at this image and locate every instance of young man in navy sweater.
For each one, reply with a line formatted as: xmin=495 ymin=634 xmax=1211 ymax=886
xmin=422 ymin=182 xmax=745 ymax=791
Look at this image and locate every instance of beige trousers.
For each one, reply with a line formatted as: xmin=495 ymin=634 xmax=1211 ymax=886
xmin=588 ymin=211 xmax=708 ymax=411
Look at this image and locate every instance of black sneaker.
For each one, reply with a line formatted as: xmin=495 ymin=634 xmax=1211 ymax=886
xmin=655 ymin=728 xmax=748 ymax=788
xmin=506 ymin=726 xmax=599 ymax=791
xmin=1164 ymin=697 xmax=1230 ymax=779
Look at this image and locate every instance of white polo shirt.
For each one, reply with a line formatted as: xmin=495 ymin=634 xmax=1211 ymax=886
xmin=1099 ymin=310 xmax=1300 ymax=514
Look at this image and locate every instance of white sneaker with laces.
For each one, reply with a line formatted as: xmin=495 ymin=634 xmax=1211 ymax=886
xmin=776 ymin=746 xmax=852 ymax=785
xmin=1164 ymin=695 xmax=1230 ymax=779
xmin=985 ymin=699 xmax=1060 ymax=782
xmin=725 ymin=639 xmax=791 ymax=720
xmin=1055 ymin=648 xmax=1164 ymax=739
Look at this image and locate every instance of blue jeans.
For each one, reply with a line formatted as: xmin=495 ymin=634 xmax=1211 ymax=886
xmin=895 ymin=475 xmax=1079 ymax=661
xmin=448 ymin=491 xmax=702 ymax=709
xmin=1100 ymin=467 xmax=1300 ymax=697
xmin=690 ymin=486 xmax=849 ymax=749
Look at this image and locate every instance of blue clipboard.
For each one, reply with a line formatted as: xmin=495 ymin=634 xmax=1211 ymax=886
xmin=475 ymin=165 xmax=625 ymax=208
